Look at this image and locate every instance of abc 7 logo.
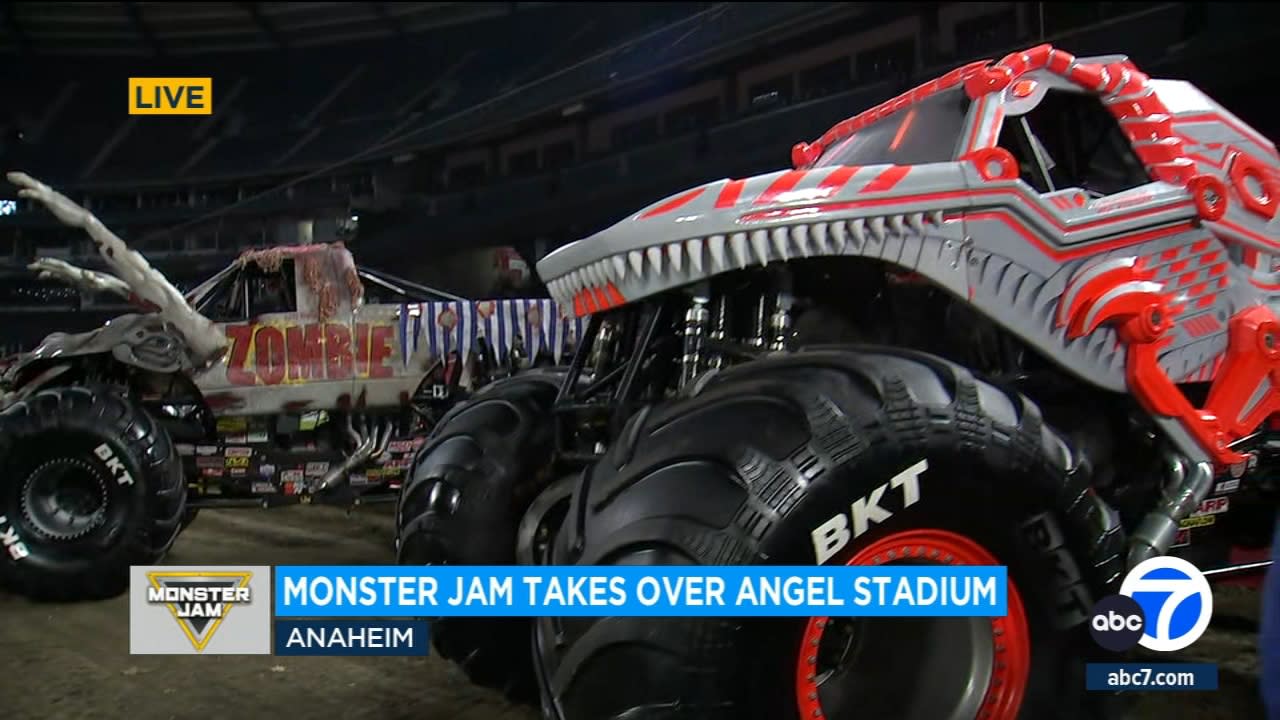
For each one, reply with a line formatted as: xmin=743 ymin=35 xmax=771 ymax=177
xmin=1089 ymin=556 xmax=1214 ymax=653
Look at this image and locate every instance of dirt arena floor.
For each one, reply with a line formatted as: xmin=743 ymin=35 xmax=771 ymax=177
xmin=0 ymin=506 xmax=1266 ymax=720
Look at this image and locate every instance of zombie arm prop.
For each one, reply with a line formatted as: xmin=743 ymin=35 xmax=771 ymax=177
xmin=7 ymin=172 xmax=228 ymax=366
xmin=28 ymin=257 xmax=134 ymax=301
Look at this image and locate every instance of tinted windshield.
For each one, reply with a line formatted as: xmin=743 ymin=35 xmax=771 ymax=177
xmin=814 ymin=86 xmax=972 ymax=167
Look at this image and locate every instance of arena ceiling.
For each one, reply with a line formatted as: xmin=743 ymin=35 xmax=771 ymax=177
xmin=0 ymin=2 xmax=555 ymax=56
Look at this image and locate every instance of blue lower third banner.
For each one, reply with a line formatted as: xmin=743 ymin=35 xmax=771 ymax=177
xmin=274 ymin=620 xmax=430 ymax=656
xmin=273 ymin=565 xmax=1007 ymax=617
xmin=1085 ymin=663 xmax=1219 ymax=691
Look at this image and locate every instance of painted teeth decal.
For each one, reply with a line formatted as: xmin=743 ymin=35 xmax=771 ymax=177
xmin=750 ymin=230 xmax=770 ymax=266
xmin=907 ymin=212 xmax=926 ymax=235
xmin=888 ymin=214 xmax=907 ymax=237
xmin=812 ymin=223 xmax=829 ymax=253
xmin=629 ymin=250 xmax=645 ymax=279
xmin=646 ymin=246 xmax=663 ymax=274
xmin=848 ymin=218 xmax=866 ymax=247
xmin=729 ymin=233 xmax=749 ymax=268
xmin=562 ymin=209 xmax=952 ymax=312
xmin=708 ymin=235 xmax=727 ymax=271
xmin=688 ymin=237 xmax=704 ymax=275
xmin=771 ymin=227 xmax=790 ymax=262
xmin=831 ymin=221 xmax=848 ymax=252
xmin=792 ymin=224 xmax=811 ymax=257
xmin=869 ymin=216 xmax=887 ymax=242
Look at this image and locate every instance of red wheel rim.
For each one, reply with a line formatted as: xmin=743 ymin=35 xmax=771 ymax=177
xmin=795 ymin=529 xmax=1031 ymax=720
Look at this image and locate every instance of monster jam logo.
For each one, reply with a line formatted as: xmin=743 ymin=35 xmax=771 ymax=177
xmin=223 ymin=322 xmax=397 ymax=386
xmin=146 ymin=571 xmax=253 ymax=652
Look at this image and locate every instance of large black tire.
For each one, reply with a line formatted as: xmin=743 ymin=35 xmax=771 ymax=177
xmin=396 ymin=370 xmax=563 ymax=701
xmin=535 ymin=348 xmax=1126 ymax=720
xmin=0 ymin=384 xmax=186 ymax=601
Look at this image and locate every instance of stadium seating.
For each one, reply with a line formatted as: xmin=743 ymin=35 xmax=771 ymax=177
xmin=2 ymin=3 xmax=833 ymax=188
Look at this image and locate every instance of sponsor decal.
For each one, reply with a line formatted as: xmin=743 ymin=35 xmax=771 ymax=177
xmin=260 ymin=464 xmax=277 ymax=478
xmin=388 ymin=440 xmax=415 ymax=454
xmin=281 ymin=469 xmax=305 ymax=485
xmin=94 ymin=443 xmax=135 ymax=485
xmin=811 ymin=460 xmax=926 ymax=565
xmin=176 ymin=443 xmax=195 ymax=456
xmin=225 ymin=456 xmax=250 ymax=469
xmin=251 ymin=481 xmax=276 ymax=494
xmin=1172 ymin=528 xmax=1192 ymax=548
xmin=201 ymin=468 xmax=224 ymax=478
xmin=247 ymin=432 xmax=269 ymax=444
xmin=1179 ymin=515 xmax=1215 ymax=529
xmin=196 ymin=456 xmax=223 ymax=469
xmin=225 ymin=434 xmax=248 ymax=444
xmin=223 ymin=322 xmax=397 ymax=387
xmin=282 ymin=482 xmax=297 ymax=496
xmin=349 ymin=473 xmax=370 ymax=487
xmin=230 ymin=468 xmax=247 ymax=477
xmin=216 ymin=417 xmax=247 ymax=433
xmin=196 ymin=445 xmax=220 ymax=456
xmin=1191 ymin=497 xmax=1229 ymax=516
xmin=0 ymin=514 xmax=31 ymax=561
xmin=225 ymin=447 xmax=253 ymax=458
xmin=305 ymin=462 xmax=330 ymax=477
xmin=1215 ymin=479 xmax=1241 ymax=494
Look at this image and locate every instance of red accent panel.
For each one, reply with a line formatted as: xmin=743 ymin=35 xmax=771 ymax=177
xmin=791 ymin=142 xmax=820 ymax=169
xmin=965 ymin=214 xmax=1193 ymax=262
xmin=591 ymin=286 xmax=611 ymax=310
xmin=604 ymin=283 xmax=626 ymax=307
xmin=715 ymin=179 xmax=746 ymax=209
xmin=1200 ymin=306 xmax=1280 ymax=464
xmin=639 ymin=187 xmax=705 ymax=219
xmin=754 ymin=170 xmax=808 ymax=205
xmin=1188 ymin=174 xmax=1229 ymax=221
xmin=1228 ymin=152 xmax=1279 ymax=220
xmin=859 ymin=165 xmax=910 ymax=193
xmin=962 ymin=147 xmax=1019 ymax=181
xmin=1243 ymin=248 xmax=1261 ymax=269
xmin=819 ymin=165 xmax=860 ymax=192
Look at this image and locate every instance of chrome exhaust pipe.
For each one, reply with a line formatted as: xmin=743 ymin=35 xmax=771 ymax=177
xmin=1126 ymin=455 xmax=1215 ymax=569
xmin=315 ymin=415 xmax=392 ymax=492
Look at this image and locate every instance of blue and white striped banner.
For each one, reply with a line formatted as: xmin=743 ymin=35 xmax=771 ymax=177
xmin=407 ymin=300 xmax=588 ymax=376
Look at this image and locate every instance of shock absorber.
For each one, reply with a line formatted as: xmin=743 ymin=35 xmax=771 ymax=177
xmin=750 ymin=294 xmax=770 ymax=348
xmin=770 ymin=292 xmax=794 ymax=351
xmin=680 ymin=293 xmax=711 ymax=388
xmin=590 ymin=318 xmax=616 ymax=378
xmin=707 ymin=294 xmax=728 ymax=369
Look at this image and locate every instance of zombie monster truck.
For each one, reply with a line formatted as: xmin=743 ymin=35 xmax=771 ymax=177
xmin=0 ymin=172 xmax=581 ymax=601
xmin=398 ymin=45 xmax=1280 ymax=718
